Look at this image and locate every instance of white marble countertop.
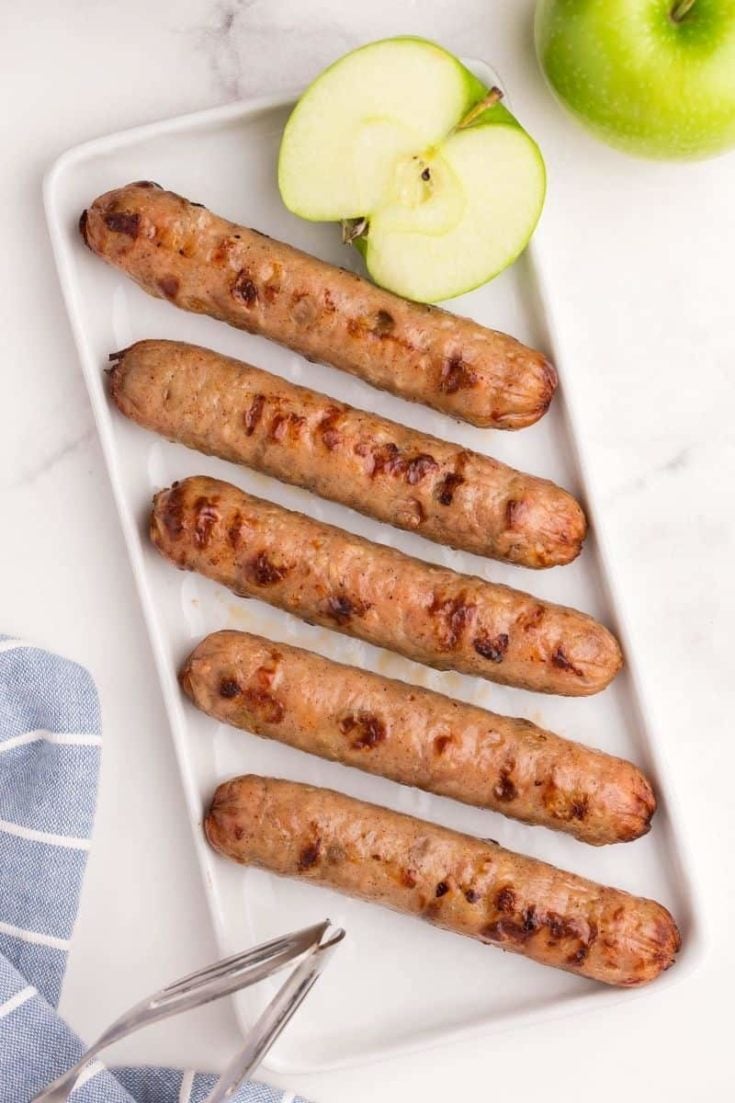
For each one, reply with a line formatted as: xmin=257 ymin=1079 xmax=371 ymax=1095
xmin=3 ymin=0 xmax=734 ymax=1098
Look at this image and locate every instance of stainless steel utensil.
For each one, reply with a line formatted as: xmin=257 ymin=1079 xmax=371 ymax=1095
xmin=204 ymin=925 xmax=344 ymax=1103
xmin=32 ymin=919 xmax=343 ymax=1103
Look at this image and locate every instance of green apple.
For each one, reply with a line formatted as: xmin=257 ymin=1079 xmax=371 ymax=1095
xmin=278 ymin=37 xmax=546 ymax=302
xmin=536 ymin=0 xmax=735 ymax=160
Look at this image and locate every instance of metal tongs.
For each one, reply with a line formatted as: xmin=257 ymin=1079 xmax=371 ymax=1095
xmin=33 ymin=919 xmax=344 ymax=1103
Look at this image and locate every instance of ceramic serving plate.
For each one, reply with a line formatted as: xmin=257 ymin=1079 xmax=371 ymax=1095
xmin=44 ymin=64 xmax=704 ymax=1073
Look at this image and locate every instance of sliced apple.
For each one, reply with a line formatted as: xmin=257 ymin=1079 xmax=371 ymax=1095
xmin=278 ymin=37 xmax=546 ymax=302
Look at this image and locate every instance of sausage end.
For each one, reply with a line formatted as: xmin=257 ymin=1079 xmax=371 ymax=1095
xmin=78 ymin=209 xmax=90 ymax=248
xmin=204 ymin=775 xmax=266 ymax=861
xmin=178 ymin=654 xmax=196 ymax=702
xmin=557 ymin=624 xmax=624 ymax=697
xmin=503 ymin=486 xmax=588 ymax=569
xmin=617 ymin=769 xmax=657 ymax=843
xmin=105 ymin=347 xmax=131 ymax=402
xmin=488 ymin=354 xmax=559 ymax=431
xmin=626 ymin=901 xmax=682 ymax=986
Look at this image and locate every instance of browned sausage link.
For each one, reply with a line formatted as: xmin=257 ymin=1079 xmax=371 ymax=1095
xmin=205 ymin=777 xmax=680 ymax=986
xmin=111 ymin=340 xmax=585 ymax=568
xmin=183 ymin=630 xmax=653 ymax=844
xmin=82 ymin=183 xmax=557 ymax=429
xmin=151 ymin=476 xmax=622 ymax=696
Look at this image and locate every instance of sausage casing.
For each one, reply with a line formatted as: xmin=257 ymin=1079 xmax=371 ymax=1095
xmin=182 ymin=629 xmax=653 ymax=844
xmin=81 ymin=182 xmax=557 ymax=428
xmin=111 ymin=339 xmax=585 ymax=568
xmin=151 ymin=475 xmax=622 ymax=696
xmin=205 ymin=776 xmax=680 ymax=986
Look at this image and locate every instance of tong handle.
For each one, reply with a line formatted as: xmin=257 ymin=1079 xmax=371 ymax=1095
xmin=30 ymin=921 xmax=331 ymax=1103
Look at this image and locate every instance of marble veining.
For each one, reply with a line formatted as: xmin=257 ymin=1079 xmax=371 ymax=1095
xmin=7 ymin=424 xmax=96 ymax=492
xmin=603 ymin=444 xmax=694 ymax=502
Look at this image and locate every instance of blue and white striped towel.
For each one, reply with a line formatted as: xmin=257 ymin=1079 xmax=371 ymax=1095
xmin=0 ymin=637 xmax=308 ymax=1103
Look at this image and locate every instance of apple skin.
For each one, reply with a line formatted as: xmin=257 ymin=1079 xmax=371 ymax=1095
xmin=535 ymin=0 xmax=735 ymax=159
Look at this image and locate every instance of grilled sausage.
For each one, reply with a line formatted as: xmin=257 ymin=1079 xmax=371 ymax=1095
xmin=151 ymin=475 xmax=622 ymax=695
xmin=205 ymin=776 xmax=680 ymax=986
xmin=111 ymin=340 xmax=585 ymax=568
xmin=81 ymin=182 xmax=557 ymax=429
xmin=182 ymin=630 xmax=652 ymax=844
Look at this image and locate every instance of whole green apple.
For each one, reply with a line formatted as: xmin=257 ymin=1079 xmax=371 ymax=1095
xmin=535 ymin=0 xmax=735 ymax=159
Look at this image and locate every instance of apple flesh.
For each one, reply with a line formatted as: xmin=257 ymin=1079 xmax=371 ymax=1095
xmin=278 ymin=38 xmax=546 ymax=302
xmin=536 ymin=0 xmax=735 ymax=160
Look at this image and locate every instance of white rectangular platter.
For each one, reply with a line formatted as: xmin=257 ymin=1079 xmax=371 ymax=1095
xmin=45 ymin=74 xmax=703 ymax=1073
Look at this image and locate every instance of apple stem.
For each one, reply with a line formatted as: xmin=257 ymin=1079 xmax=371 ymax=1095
xmin=457 ymin=87 xmax=503 ymax=130
xmin=670 ymin=0 xmax=696 ymax=20
xmin=341 ymin=216 xmax=369 ymax=245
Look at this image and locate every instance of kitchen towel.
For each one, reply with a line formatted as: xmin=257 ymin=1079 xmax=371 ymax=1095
xmin=0 ymin=636 xmax=308 ymax=1103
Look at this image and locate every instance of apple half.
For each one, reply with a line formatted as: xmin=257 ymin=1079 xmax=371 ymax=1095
xmin=278 ymin=38 xmax=546 ymax=303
